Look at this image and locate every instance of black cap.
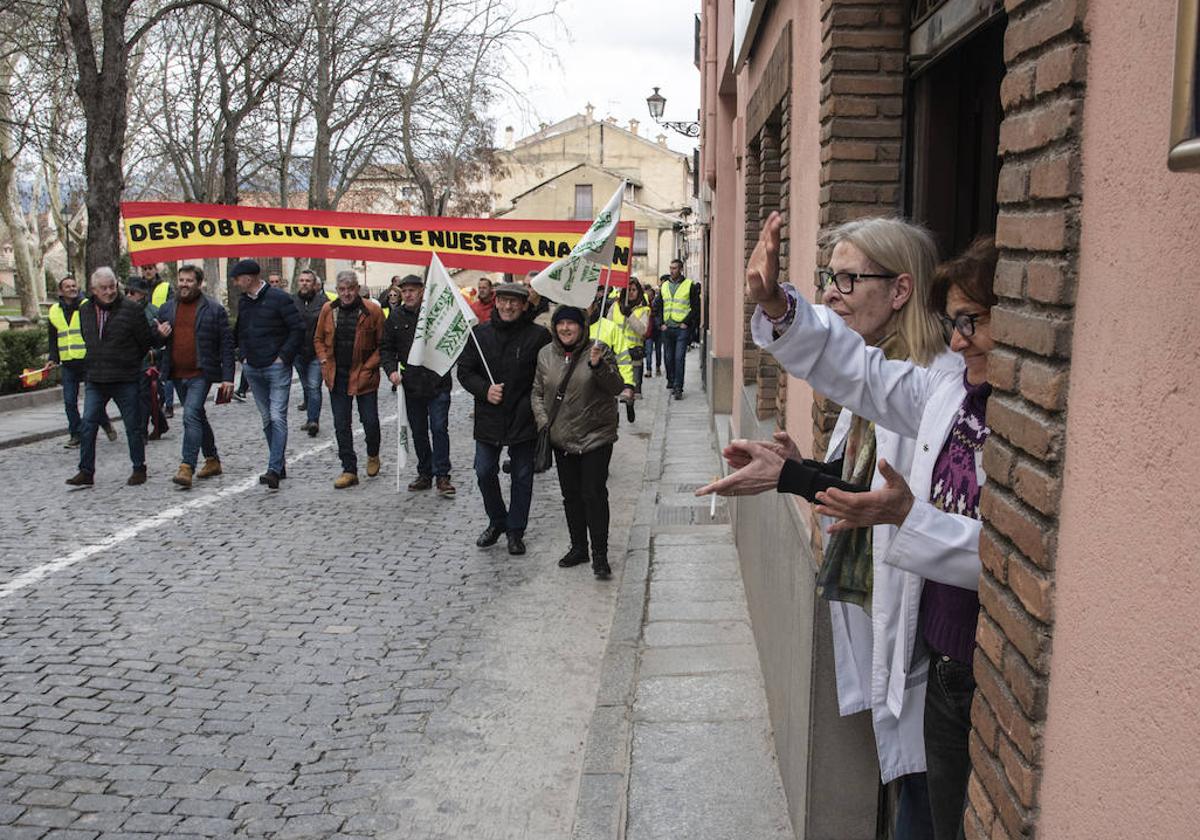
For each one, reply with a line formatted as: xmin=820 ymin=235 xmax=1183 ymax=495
xmin=124 ymin=276 xmax=150 ymax=295
xmin=493 ymin=282 xmax=529 ymax=300
xmin=398 ymin=274 xmax=424 ymax=287
xmin=228 ymin=258 xmax=262 ymax=279
xmin=551 ymin=305 xmax=586 ymax=328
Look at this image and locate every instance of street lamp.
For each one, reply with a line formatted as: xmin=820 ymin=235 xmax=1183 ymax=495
xmin=645 ymin=87 xmax=699 ymax=138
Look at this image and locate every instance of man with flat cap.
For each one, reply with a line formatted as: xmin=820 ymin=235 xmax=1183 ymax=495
xmin=231 ymin=258 xmax=304 ymax=489
xmin=380 ymin=273 xmax=456 ymax=497
xmin=457 ymin=282 xmax=551 ymax=555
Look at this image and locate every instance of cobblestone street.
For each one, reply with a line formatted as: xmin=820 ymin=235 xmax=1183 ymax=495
xmin=0 ymin=384 xmax=648 ymax=839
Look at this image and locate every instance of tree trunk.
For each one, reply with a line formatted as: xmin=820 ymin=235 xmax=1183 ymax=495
xmin=0 ymin=55 xmax=40 ymax=318
xmin=220 ymin=124 xmax=241 ymax=317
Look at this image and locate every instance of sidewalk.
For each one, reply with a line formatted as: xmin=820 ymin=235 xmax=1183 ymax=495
xmin=573 ymin=351 xmax=794 ymax=840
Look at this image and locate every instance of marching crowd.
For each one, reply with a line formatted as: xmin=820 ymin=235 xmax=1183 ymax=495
xmin=46 ymin=257 xmax=701 ymax=579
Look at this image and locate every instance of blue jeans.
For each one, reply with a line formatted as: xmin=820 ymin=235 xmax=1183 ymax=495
xmin=161 ymin=378 xmax=174 ymax=411
xmin=244 ymin=360 xmax=292 ymax=474
xmin=406 ymin=390 xmax=451 ymax=478
xmin=173 ymin=377 xmax=217 ymax=469
xmin=78 ymin=380 xmax=143 ymax=475
xmin=295 ymin=358 xmax=322 ymax=425
xmin=925 ymin=652 xmax=976 ymax=840
xmin=644 ymin=335 xmax=661 ymax=373
xmin=474 ymin=439 xmax=535 ymax=535
xmin=662 ymin=326 xmax=689 ymax=391
xmin=329 ymin=373 xmax=380 ymax=474
xmin=895 ymin=772 xmax=935 ymax=840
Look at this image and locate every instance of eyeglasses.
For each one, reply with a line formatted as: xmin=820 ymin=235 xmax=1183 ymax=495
xmin=814 ymin=268 xmax=897 ymax=295
xmin=940 ymin=313 xmax=986 ymax=338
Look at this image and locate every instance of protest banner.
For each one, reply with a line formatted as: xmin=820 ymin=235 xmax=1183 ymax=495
xmin=121 ymin=202 xmax=634 ymax=283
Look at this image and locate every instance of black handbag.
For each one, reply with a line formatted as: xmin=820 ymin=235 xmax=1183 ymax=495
xmin=534 ymin=345 xmax=586 ymax=473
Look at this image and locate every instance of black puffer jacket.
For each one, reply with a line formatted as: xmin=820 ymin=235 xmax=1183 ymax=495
xmin=157 ymin=294 xmax=236 ymax=383
xmin=379 ymin=303 xmax=452 ymax=401
xmin=77 ymin=294 xmax=154 ymax=383
xmin=457 ymin=307 xmax=551 ymax=445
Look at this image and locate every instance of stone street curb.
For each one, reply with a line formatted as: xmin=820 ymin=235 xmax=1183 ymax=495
xmin=0 ymin=426 xmax=69 ymax=451
xmin=0 ymin=386 xmax=63 ymax=414
xmin=570 ymin=382 xmax=671 ymax=840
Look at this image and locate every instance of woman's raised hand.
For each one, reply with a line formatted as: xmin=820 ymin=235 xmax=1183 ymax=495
xmin=747 ymin=211 xmax=787 ymax=318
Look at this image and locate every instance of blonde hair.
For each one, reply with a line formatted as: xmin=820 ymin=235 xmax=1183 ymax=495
xmin=823 ymin=217 xmax=946 ymax=366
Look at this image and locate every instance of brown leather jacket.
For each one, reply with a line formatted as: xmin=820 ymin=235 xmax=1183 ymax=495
xmin=314 ymin=297 xmax=385 ymax=395
xmin=532 ymin=336 xmax=625 ymax=455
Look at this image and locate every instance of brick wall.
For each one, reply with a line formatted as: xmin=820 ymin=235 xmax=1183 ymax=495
xmin=812 ymin=0 xmax=906 ymax=458
xmin=966 ymin=1 xmax=1087 ymax=837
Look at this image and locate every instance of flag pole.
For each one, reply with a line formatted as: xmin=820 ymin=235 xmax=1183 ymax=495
xmin=468 ymin=329 xmax=497 ymax=386
xmin=396 ymin=388 xmax=402 ymax=493
xmin=599 ymin=266 xmax=614 ymax=317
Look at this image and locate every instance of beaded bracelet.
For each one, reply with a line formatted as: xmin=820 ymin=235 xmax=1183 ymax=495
xmin=763 ymin=284 xmax=798 ymax=330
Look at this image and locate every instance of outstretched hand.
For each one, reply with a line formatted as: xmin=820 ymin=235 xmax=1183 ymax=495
xmin=723 ymin=429 xmax=801 ymax=470
xmin=695 ymin=439 xmax=786 ymax=497
xmin=747 ymin=211 xmax=787 ymax=318
xmin=815 ymin=458 xmax=915 ymax=533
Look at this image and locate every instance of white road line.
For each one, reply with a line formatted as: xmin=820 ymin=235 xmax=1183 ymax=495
xmin=0 ymin=414 xmax=397 ymax=603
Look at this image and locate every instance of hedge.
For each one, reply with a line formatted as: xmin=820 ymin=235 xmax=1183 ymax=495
xmin=0 ymin=328 xmax=50 ymax=395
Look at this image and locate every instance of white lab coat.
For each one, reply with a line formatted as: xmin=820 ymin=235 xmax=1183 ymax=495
xmin=751 ymin=297 xmax=980 ymax=783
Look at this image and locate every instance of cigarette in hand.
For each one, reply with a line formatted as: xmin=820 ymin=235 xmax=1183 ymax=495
xmin=709 ymin=476 xmax=718 ymax=518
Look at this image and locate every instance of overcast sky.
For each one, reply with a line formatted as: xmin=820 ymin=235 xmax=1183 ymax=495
xmin=490 ymin=0 xmax=702 ymax=155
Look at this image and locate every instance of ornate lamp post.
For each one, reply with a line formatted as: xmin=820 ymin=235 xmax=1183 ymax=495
xmin=645 ymin=87 xmax=699 ymax=138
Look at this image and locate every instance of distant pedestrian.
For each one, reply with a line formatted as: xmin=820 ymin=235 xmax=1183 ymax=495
xmin=293 ymin=268 xmax=328 ymax=436
xmin=658 ymin=259 xmax=700 ymax=400
xmin=154 ymin=264 xmax=235 ymax=488
xmin=643 ymin=284 xmax=661 ymax=378
xmin=267 ymin=271 xmax=287 ymax=290
xmin=65 ymin=267 xmax=154 ymax=487
xmin=140 ymin=263 xmax=175 ymax=417
xmin=48 ymin=275 xmax=117 ymax=447
xmin=469 ymin=276 xmax=497 ymax=323
xmin=123 ymin=276 xmax=169 ymax=441
xmin=232 ymin=258 xmax=304 ymax=489
xmin=380 ymin=274 xmax=456 ymax=497
xmin=532 ymin=306 xmax=626 ymax=578
xmin=457 ymin=282 xmax=551 ymax=555
xmin=314 ymin=270 xmax=385 ymax=489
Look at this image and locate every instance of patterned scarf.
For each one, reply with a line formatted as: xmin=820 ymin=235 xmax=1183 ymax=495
xmin=815 ymin=331 xmax=910 ymax=613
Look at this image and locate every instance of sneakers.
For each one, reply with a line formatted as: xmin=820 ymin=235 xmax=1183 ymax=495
xmin=65 ymin=471 xmax=94 ymax=487
xmin=436 ymin=476 xmax=456 ymax=498
xmin=592 ymin=551 xmax=612 ymax=579
xmin=104 ymin=425 xmax=118 ymax=442
xmin=127 ymin=468 xmax=148 ymax=486
xmin=366 ymin=456 xmax=381 ymax=477
xmin=196 ymin=457 xmax=222 ymax=479
xmin=260 ymin=470 xmax=281 ymax=489
xmin=307 ymin=422 xmax=319 ymax=438
xmin=172 ymin=463 xmax=193 ymax=488
xmin=334 ymin=472 xmax=359 ymax=489
xmin=557 ymin=546 xmax=589 ymax=568
xmin=64 ymin=434 xmax=81 ymax=448
xmin=408 ymin=475 xmax=433 ymax=491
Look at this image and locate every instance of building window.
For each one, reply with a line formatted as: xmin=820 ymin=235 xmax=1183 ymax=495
xmin=574 ymin=185 xmax=593 ymax=219
xmin=633 ymin=228 xmax=648 ymax=257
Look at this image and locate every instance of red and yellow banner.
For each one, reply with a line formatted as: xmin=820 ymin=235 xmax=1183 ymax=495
xmin=122 ymin=202 xmax=634 ymax=282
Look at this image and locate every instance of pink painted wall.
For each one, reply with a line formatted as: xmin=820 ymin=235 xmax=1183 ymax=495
xmin=1038 ymin=1 xmax=1200 ymax=836
xmin=723 ymin=2 xmax=821 ymax=449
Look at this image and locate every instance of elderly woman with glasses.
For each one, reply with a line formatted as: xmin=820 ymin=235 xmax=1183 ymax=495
xmin=706 ymin=215 xmax=957 ymax=839
xmin=704 ymin=216 xmax=997 ymax=840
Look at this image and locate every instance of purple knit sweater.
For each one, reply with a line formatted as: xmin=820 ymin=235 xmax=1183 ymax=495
xmin=918 ymin=371 xmax=991 ymax=665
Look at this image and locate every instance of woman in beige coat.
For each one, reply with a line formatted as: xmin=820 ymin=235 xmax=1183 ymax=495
xmin=532 ymin=305 xmax=626 ymax=578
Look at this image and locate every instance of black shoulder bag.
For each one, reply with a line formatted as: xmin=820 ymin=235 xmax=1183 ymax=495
xmin=534 ymin=345 xmax=586 ymax=473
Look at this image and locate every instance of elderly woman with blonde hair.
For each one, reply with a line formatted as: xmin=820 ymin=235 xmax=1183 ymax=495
xmin=701 ymin=214 xmax=957 ymax=839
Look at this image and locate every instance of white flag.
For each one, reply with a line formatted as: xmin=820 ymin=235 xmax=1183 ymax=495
xmin=533 ymin=180 xmax=625 ymax=307
xmin=408 ymin=253 xmax=479 ymax=376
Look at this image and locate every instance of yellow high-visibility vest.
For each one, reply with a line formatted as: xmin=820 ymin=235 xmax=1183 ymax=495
xmin=48 ymin=301 xmax=87 ymax=361
xmin=608 ymin=305 xmax=649 ymax=362
xmin=589 ymin=318 xmax=634 ymax=387
xmin=151 ymin=281 xmax=171 ymax=307
xmin=325 ymin=290 xmax=338 ymax=301
xmin=661 ymin=278 xmax=694 ymax=327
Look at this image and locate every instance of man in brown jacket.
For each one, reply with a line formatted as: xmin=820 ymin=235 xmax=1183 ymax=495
xmin=314 ymin=270 xmax=385 ymax=488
